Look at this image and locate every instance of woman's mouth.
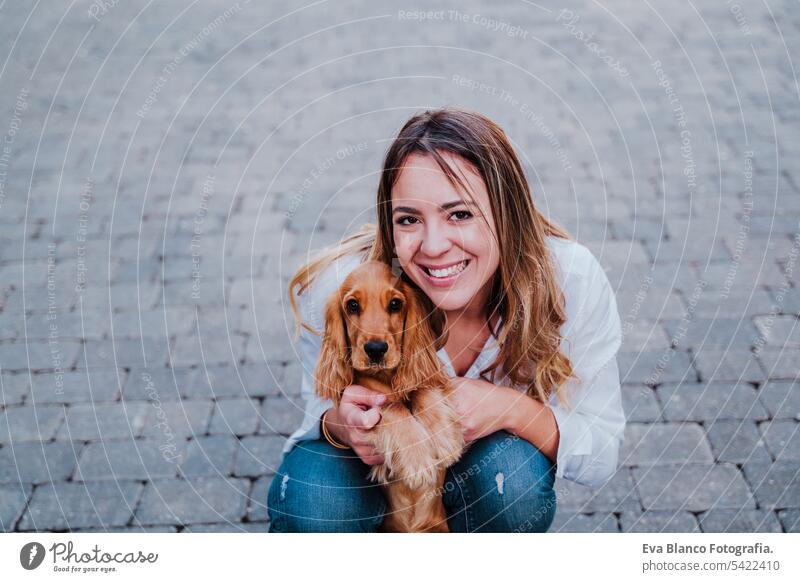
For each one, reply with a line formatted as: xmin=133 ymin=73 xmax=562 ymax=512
xmin=418 ymin=259 xmax=470 ymax=287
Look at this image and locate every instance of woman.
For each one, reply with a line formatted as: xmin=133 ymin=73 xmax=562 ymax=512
xmin=268 ymin=108 xmax=625 ymax=532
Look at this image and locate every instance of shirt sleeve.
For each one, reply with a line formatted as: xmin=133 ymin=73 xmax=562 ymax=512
xmin=282 ymin=254 xmax=361 ymax=454
xmin=549 ymin=244 xmax=625 ymax=489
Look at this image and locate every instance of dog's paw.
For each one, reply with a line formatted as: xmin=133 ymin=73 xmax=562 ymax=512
xmin=393 ymin=448 xmax=440 ymax=490
xmin=435 ymin=428 xmax=465 ymax=468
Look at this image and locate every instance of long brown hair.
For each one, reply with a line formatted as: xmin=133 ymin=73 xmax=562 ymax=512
xmin=289 ymin=107 xmax=574 ymax=407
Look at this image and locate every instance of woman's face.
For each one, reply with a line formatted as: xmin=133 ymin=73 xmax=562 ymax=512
xmin=391 ymin=152 xmax=500 ymax=314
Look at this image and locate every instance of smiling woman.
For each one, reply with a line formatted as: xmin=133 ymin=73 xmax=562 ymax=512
xmin=269 ymin=107 xmax=624 ymax=533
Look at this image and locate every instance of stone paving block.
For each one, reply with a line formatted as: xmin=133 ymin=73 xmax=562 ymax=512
xmin=756 ymin=348 xmax=800 ymax=380
xmin=233 ymin=435 xmax=285 ymax=477
xmin=620 ymin=510 xmax=699 ymax=533
xmin=248 ymin=475 xmax=271 ymax=523
xmin=23 ymin=309 xmax=111 ymax=342
xmin=123 ymin=367 xmax=191 ymax=401
xmin=645 ymin=239 xmax=730 ymax=264
xmin=77 ymin=282 xmax=161 ymax=312
xmin=75 ymin=525 xmax=179 ymax=533
xmin=0 ymin=312 xmax=24 ymax=342
xmin=698 ymin=509 xmax=783 ymax=532
xmin=57 ymin=401 xmax=150 ymax=441
xmin=0 ymin=442 xmax=80 ymax=484
xmin=705 ymin=420 xmax=772 ymax=464
xmin=552 ymin=477 xmax=595 ymax=512
xmin=110 ymin=306 xmax=197 ymax=340
xmin=278 ymin=363 xmax=303 ymax=396
xmin=577 ymin=468 xmax=641 ymax=513
xmin=771 ymin=287 xmax=800 ymax=316
xmin=634 ymin=464 xmax=755 ymax=511
xmin=662 ymin=318 xmax=759 ymax=351
xmin=29 ymin=369 xmax=125 ymax=404
xmin=168 ymin=331 xmax=247 ymax=368
xmin=182 ymin=522 xmax=268 ymax=533
xmin=18 ymin=481 xmax=143 ymax=531
xmin=757 ymin=381 xmax=800 ymax=420
xmin=778 ymin=509 xmax=799 ymax=532
xmin=3 ymin=270 xmax=62 ymax=305
xmin=656 ymin=382 xmax=768 ymax=421
xmin=741 ymin=460 xmax=800 ymax=510
xmin=74 ymin=439 xmax=185 ymax=481
xmin=620 ymin=320 xmax=671 ymax=353
xmin=618 ymin=350 xmax=697 ymax=385
xmin=758 ymin=420 xmax=800 ymax=461
xmin=753 ymin=315 xmax=800 ymax=347
xmin=0 ymin=483 xmax=33 ymax=531
xmin=615 ymin=290 xmax=687 ymax=321
xmin=179 ymin=435 xmax=237 ymax=478
xmin=194 ymin=363 xmax=287 ymax=399
xmin=689 ymin=288 xmax=776 ymax=319
xmin=693 ymin=349 xmax=767 ymax=383
xmin=0 ymin=372 xmax=30 ymax=405
xmin=77 ymin=338 xmax=170 ymax=369
xmin=208 ymin=398 xmax=260 ymax=436
xmin=621 ymin=385 xmax=663 ymax=422
xmin=585 ymin=240 xmax=649 ymax=266
xmin=0 ymin=405 xmax=64 ymax=444
xmin=140 ymin=399 xmax=213 ymax=439
xmin=259 ymin=397 xmax=304 ymax=435
xmin=549 ymin=511 xmax=618 ymax=532
xmin=161 ymin=280 xmax=226 ymax=309
xmin=699 ymin=260 xmax=789 ymax=288
xmin=109 ymin=260 xmax=163 ymax=287
xmin=613 ymin=264 xmax=702 ymax=296
xmin=0 ymin=341 xmax=82 ymax=372
xmin=246 ymin=324 xmax=299 ymax=362
xmin=621 ymin=423 xmax=713 ymax=466
xmin=135 ymin=477 xmax=249 ymax=526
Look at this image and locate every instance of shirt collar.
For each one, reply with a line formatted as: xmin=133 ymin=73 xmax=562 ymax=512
xmin=436 ymin=315 xmax=503 ymax=379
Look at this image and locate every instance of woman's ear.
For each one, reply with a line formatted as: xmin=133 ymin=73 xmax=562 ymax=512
xmin=393 ymin=285 xmax=450 ymax=399
xmin=315 ymin=290 xmax=353 ymax=405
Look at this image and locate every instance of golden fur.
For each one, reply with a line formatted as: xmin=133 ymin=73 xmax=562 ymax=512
xmin=315 ymin=261 xmax=464 ymax=532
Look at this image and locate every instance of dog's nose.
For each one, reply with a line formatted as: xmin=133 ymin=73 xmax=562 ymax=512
xmin=364 ymin=340 xmax=388 ymax=363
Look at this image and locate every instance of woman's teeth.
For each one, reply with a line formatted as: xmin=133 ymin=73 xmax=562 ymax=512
xmin=425 ymin=260 xmax=468 ymax=278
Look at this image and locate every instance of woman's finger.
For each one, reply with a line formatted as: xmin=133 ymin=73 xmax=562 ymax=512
xmin=342 ymin=384 xmax=387 ymax=408
xmin=342 ymin=403 xmax=381 ymax=430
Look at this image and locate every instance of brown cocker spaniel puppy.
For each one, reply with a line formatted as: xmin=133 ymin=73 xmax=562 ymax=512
xmin=315 ymin=261 xmax=464 ymax=532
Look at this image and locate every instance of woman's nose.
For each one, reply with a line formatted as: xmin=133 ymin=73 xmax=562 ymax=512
xmin=420 ymin=224 xmax=452 ymax=257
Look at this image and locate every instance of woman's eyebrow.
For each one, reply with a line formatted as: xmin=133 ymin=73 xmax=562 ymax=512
xmin=392 ymin=200 xmax=477 ymax=215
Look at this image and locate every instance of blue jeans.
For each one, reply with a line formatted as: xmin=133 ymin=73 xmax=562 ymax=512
xmin=267 ymin=430 xmax=556 ymax=532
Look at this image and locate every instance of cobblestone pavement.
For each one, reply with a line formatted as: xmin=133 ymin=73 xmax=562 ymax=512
xmin=0 ymin=0 xmax=798 ymax=533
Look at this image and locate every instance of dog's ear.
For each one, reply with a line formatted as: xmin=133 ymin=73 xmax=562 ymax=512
xmin=393 ymin=284 xmax=450 ymax=399
xmin=315 ymin=290 xmax=353 ymax=406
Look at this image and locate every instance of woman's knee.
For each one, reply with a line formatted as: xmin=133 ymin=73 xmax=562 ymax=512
xmin=267 ymin=439 xmax=386 ymax=532
xmin=445 ymin=430 xmax=557 ymax=532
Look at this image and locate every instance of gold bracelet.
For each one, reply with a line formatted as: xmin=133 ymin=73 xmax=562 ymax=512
xmin=321 ymin=410 xmax=350 ymax=449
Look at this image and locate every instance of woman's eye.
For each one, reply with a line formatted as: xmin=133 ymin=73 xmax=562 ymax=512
xmin=346 ymin=299 xmax=360 ymax=314
xmin=396 ymin=216 xmax=419 ymax=226
xmin=451 ymin=210 xmax=472 ymax=221
xmin=388 ymin=298 xmax=403 ymax=313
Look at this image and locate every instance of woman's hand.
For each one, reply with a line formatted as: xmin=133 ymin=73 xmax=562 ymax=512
xmin=324 ymin=384 xmax=387 ymax=465
xmin=449 ymin=377 xmax=521 ymax=442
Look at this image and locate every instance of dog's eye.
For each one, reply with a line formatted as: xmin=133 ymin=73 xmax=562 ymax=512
xmin=388 ymin=298 xmax=403 ymax=313
xmin=346 ymin=299 xmax=360 ymax=314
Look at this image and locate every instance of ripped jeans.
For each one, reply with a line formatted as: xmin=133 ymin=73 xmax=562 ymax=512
xmin=267 ymin=430 xmax=557 ymax=532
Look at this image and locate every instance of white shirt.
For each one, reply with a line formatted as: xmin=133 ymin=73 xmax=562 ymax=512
xmin=283 ymin=237 xmax=625 ymax=489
